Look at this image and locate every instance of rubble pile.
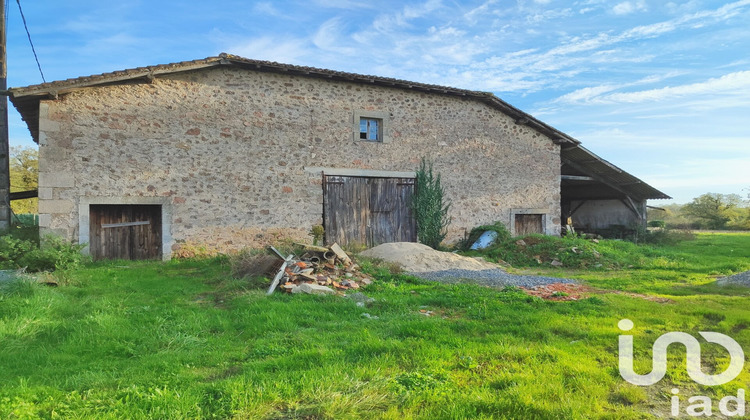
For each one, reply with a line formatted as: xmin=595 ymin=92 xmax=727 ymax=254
xmin=266 ymin=243 xmax=373 ymax=295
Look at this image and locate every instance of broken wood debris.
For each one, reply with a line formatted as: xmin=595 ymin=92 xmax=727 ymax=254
xmin=266 ymin=243 xmax=373 ymax=295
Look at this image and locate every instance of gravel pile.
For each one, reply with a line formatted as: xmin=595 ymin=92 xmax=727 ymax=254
xmin=409 ymin=268 xmax=574 ymax=288
xmin=360 ymin=242 xmax=573 ymax=288
xmin=716 ymin=270 xmax=750 ymax=287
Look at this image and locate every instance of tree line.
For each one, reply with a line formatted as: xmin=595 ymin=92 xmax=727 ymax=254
xmin=649 ymin=192 xmax=750 ymax=231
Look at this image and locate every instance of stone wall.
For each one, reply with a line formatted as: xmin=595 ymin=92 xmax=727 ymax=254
xmin=37 ymin=66 xmax=561 ymax=256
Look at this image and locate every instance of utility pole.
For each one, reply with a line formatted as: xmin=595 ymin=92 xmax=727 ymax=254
xmin=0 ymin=0 xmax=11 ymax=230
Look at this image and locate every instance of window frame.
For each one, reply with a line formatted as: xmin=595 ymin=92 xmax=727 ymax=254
xmin=353 ymin=110 xmax=391 ymax=143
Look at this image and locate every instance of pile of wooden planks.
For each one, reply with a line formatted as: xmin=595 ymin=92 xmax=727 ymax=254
xmin=266 ymin=243 xmax=373 ymax=295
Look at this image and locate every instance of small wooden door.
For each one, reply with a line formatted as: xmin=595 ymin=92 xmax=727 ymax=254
xmin=89 ymin=205 xmax=162 ymax=260
xmin=515 ymin=214 xmax=544 ymax=236
xmin=324 ymin=176 xmax=416 ymax=247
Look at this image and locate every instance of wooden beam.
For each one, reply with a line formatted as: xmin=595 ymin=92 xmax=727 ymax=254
xmin=9 ymin=189 xmax=37 ymax=200
xmin=568 ymin=200 xmax=588 ymax=218
xmin=561 ymin=175 xmax=595 ymax=181
xmin=0 ymin=0 xmax=10 ymax=230
xmin=562 ymin=156 xmax=637 ymax=200
xmin=102 ymin=221 xmax=150 ymax=228
xmin=624 ymin=195 xmax=643 ymax=220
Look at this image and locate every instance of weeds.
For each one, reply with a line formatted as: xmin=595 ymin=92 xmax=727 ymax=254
xmin=0 ymin=234 xmax=87 ymax=272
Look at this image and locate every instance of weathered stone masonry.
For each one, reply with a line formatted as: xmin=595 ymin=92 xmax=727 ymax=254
xmin=37 ymin=66 xmax=561 ymax=256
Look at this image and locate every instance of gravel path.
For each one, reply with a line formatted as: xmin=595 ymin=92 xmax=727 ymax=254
xmin=717 ymin=270 xmax=750 ymax=287
xmin=408 ymin=268 xmax=574 ymax=288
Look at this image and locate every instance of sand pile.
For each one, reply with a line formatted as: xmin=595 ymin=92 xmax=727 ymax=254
xmin=359 ymin=242 xmax=500 ymax=273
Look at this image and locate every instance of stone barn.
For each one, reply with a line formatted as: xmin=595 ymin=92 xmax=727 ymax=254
xmin=9 ymin=54 xmax=668 ymax=260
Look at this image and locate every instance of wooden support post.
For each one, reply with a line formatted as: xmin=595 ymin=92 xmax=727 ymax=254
xmin=0 ymin=0 xmax=11 ymax=230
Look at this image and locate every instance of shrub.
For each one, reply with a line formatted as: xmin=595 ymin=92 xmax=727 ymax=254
xmin=21 ymin=236 xmax=88 ymax=271
xmin=0 ymin=235 xmax=36 ymax=268
xmin=412 ymin=158 xmax=451 ymax=249
xmin=647 ymin=220 xmax=666 ymax=228
xmin=308 ymin=225 xmax=325 ymax=246
xmin=0 ymin=234 xmax=87 ymax=272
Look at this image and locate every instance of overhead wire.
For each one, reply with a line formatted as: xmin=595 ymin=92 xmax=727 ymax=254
xmin=15 ymin=0 xmax=45 ymax=83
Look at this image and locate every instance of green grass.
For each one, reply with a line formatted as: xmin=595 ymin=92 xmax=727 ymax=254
xmin=1 ymin=233 xmax=749 ymax=419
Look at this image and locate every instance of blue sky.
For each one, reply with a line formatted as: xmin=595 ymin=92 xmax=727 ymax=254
xmin=5 ymin=0 xmax=750 ymax=203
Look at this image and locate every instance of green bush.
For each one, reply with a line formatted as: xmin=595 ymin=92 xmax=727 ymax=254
xmin=0 ymin=234 xmax=87 ymax=272
xmin=412 ymin=158 xmax=451 ymax=249
xmin=0 ymin=235 xmax=36 ymax=268
xmin=647 ymin=220 xmax=666 ymax=228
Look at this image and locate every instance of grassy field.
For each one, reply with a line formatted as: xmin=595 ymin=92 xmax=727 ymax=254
xmin=1 ymin=233 xmax=749 ymax=419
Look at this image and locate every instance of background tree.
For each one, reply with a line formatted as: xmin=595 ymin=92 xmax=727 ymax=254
xmin=681 ymin=193 xmax=743 ymax=230
xmin=9 ymin=146 xmax=39 ymax=215
xmin=412 ymin=158 xmax=451 ymax=249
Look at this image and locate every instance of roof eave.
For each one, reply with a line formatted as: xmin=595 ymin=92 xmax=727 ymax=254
xmin=561 ymin=144 xmax=671 ymax=200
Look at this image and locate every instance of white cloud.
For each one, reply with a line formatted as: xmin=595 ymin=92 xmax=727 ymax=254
xmin=312 ymin=17 xmax=358 ymax=55
xmin=554 ymin=72 xmax=684 ymax=104
xmin=463 ymin=0 xmax=502 ymax=23
xmin=556 ymin=84 xmax=621 ymax=104
xmin=372 ymin=0 xmax=443 ymax=32
xmin=613 ymin=1 xmax=647 ymax=15
xmin=598 ymin=71 xmax=750 ymax=104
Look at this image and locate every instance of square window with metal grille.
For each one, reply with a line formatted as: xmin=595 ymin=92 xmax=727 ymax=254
xmin=359 ymin=117 xmax=382 ymax=141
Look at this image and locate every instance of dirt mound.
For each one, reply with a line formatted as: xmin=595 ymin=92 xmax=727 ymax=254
xmin=359 ymin=242 xmax=500 ymax=273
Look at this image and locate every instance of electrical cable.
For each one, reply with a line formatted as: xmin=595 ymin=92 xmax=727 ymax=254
xmin=15 ymin=0 xmax=45 ymax=83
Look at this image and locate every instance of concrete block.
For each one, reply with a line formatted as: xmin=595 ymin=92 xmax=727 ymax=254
xmin=38 ymin=188 xmax=53 ymax=200
xmin=38 ymin=214 xmax=51 ymax=228
xmin=291 ymin=283 xmax=336 ymax=295
xmin=39 ymin=172 xmax=75 ymax=188
xmin=39 ymin=119 xmax=61 ymax=132
xmin=39 ymin=199 xmax=74 ymax=214
xmin=39 ymin=102 xmax=49 ymax=119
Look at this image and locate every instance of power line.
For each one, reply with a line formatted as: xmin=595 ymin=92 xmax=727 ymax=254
xmin=15 ymin=0 xmax=45 ymax=83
